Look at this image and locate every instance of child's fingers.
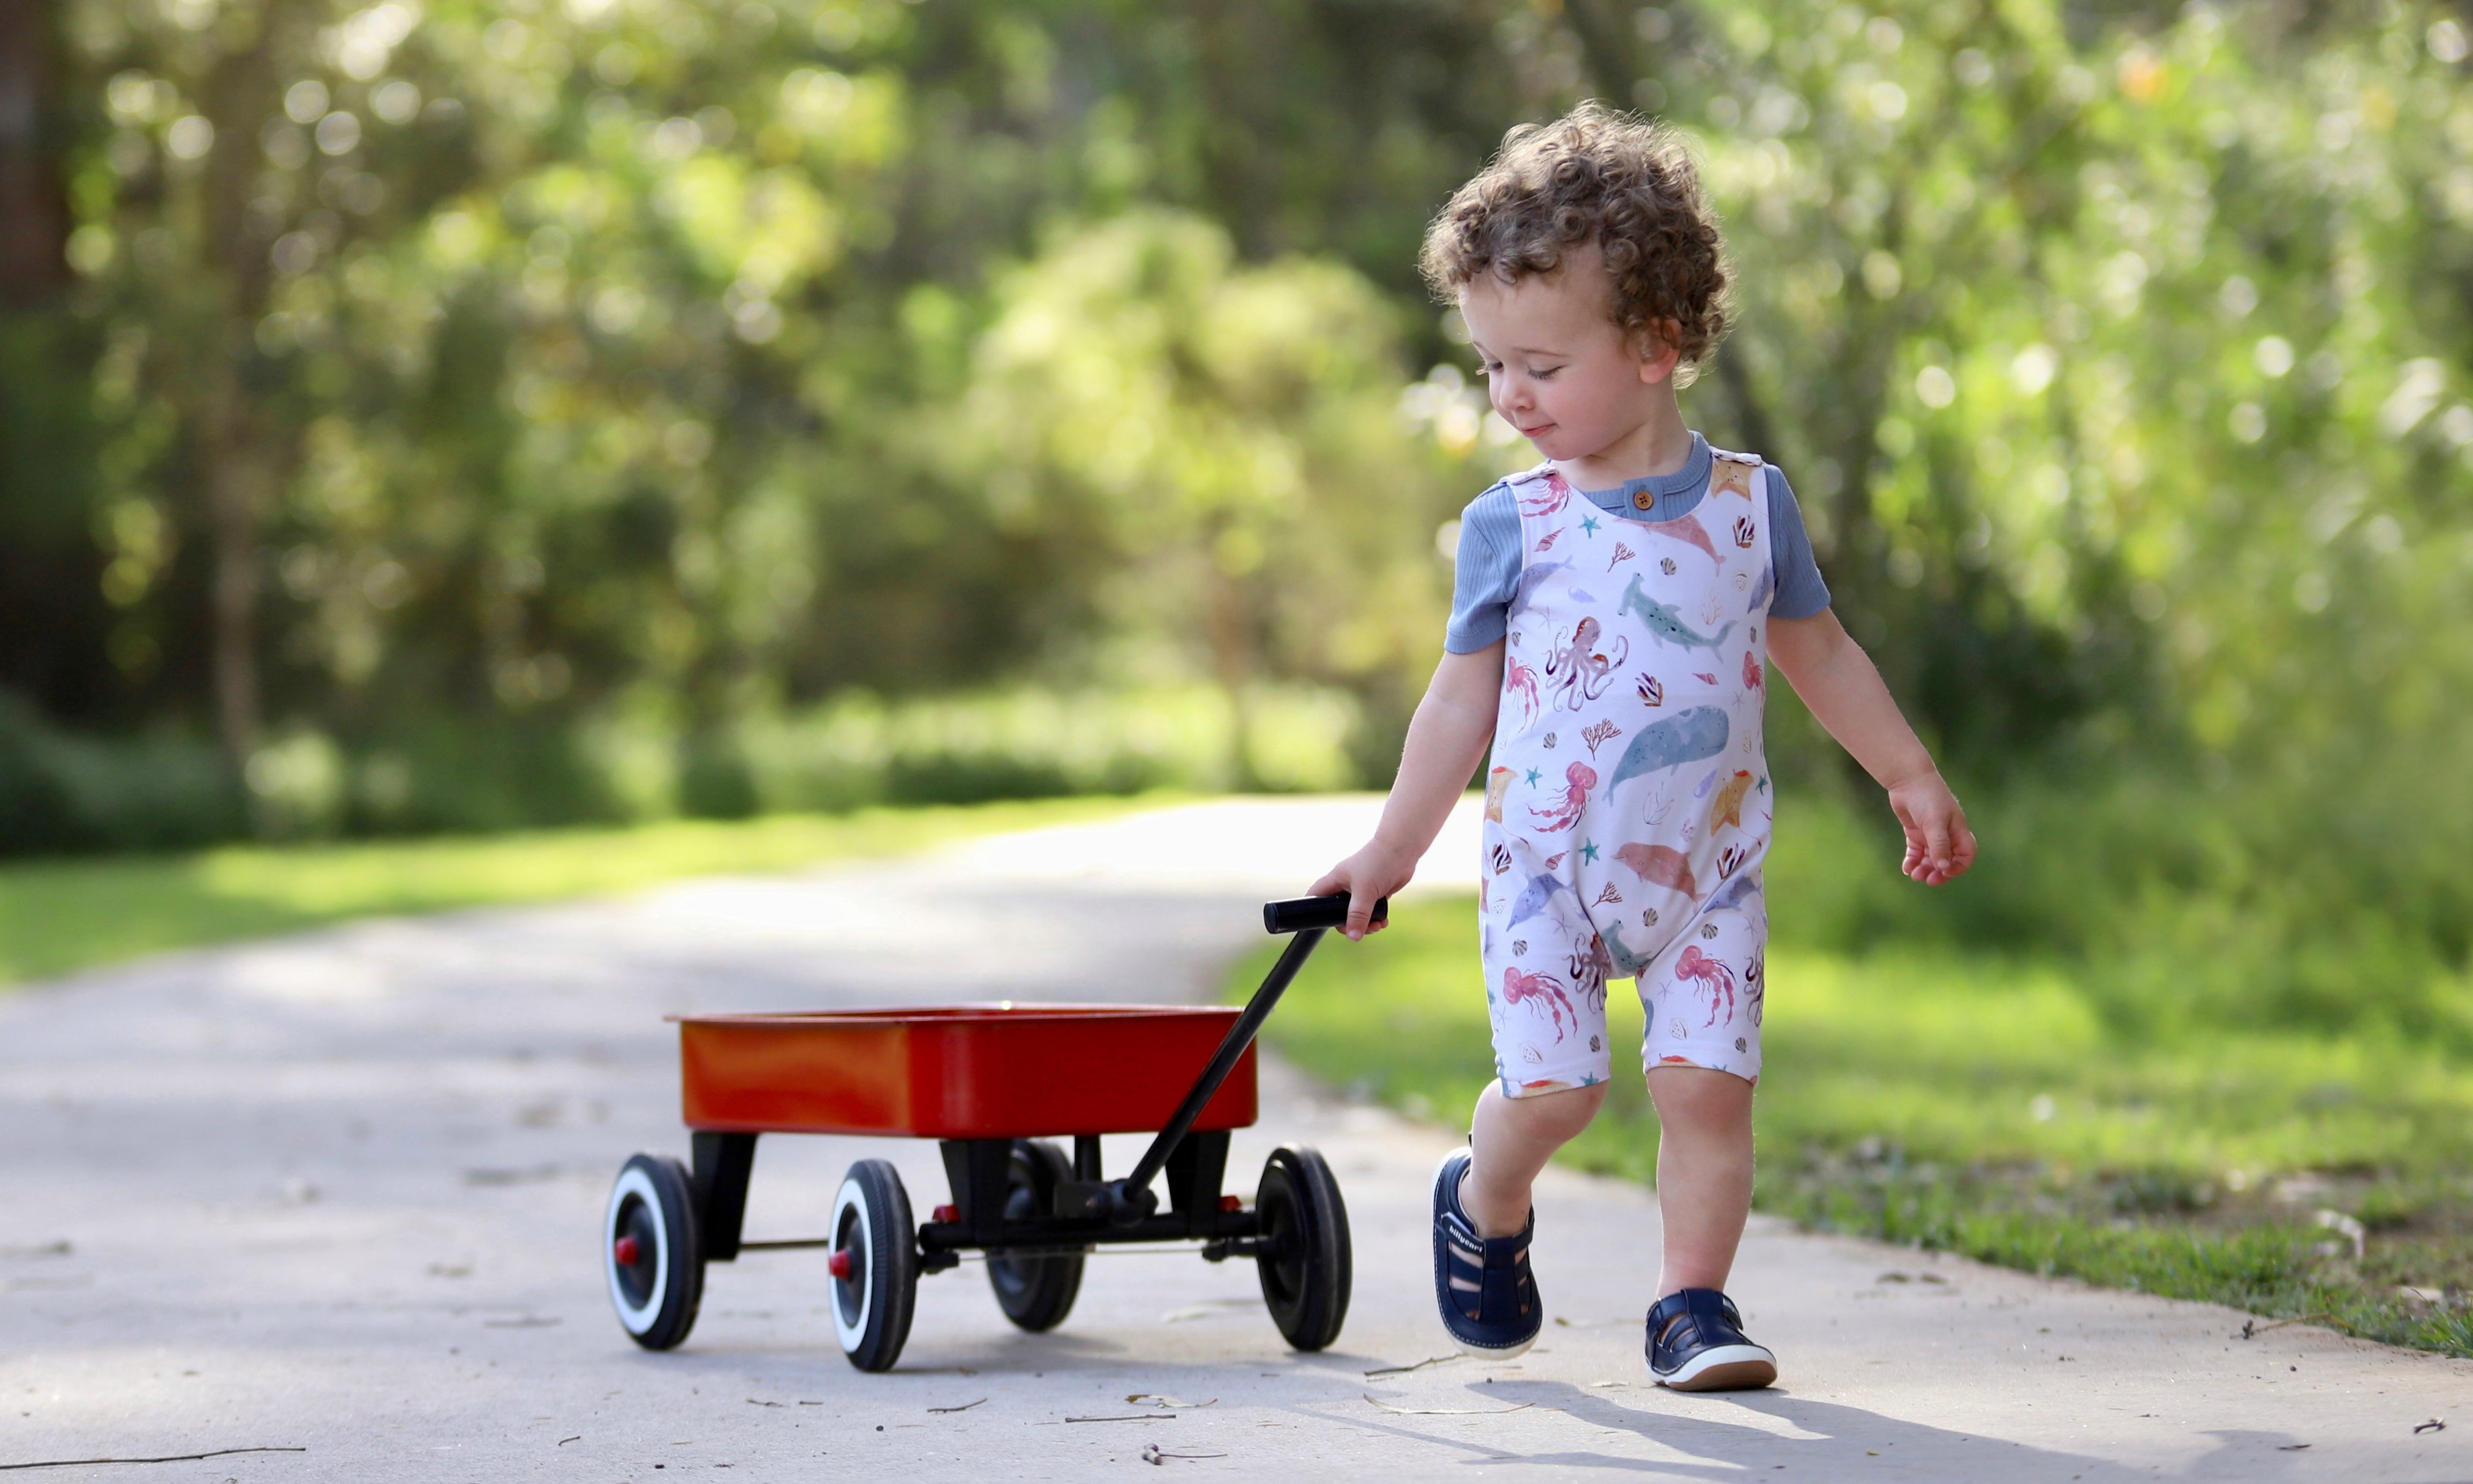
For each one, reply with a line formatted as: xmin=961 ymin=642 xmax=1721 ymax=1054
xmin=1344 ymin=889 xmax=1380 ymax=941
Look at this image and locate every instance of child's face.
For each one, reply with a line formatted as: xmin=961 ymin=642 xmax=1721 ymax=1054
xmin=1459 ymin=245 xmax=1680 ymax=467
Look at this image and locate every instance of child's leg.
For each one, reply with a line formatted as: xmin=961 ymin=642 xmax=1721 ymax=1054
xmin=1644 ymin=1065 xmax=1754 ymax=1296
xmin=1459 ymin=1080 xmax=1606 ymax=1237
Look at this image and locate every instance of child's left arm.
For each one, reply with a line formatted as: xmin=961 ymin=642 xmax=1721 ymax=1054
xmin=1767 ymin=609 xmax=1977 ymax=885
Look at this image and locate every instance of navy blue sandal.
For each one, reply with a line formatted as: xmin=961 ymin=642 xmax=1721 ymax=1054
xmin=1646 ymin=1288 xmax=1776 ymax=1390
xmin=1431 ymin=1148 xmax=1541 ymax=1357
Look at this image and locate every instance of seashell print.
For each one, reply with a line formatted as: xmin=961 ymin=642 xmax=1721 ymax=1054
xmin=1661 ymin=557 xmax=1678 ymax=576
xmin=1642 ymin=907 xmax=1660 ymax=927
xmin=1701 ymin=922 xmax=1720 ymax=939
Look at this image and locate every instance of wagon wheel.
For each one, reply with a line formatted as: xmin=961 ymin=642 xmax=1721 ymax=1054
xmin=1254 ymin=1145 xmax=1351 ymax=1351
xmin=604 ymin=1153 xmax=705 ymax=1351
xmin=829 ymin=1159 xmax=919 ymax=1372
xmin=987 ymin=1139 xmax=1084 ymax=1332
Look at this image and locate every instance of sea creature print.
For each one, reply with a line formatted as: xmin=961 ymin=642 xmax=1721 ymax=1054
xmin=1716 ymin=843 xmax=1748 ymax=879
xmin=1608 ymin=706 xmax=1730 ymax=788
xmin=1745 ymin=951 xmax=1766 ymax=1026
xmin=1636 ymin=673 xmax=1665 ymax=707
xmin=1674 ymin=944 xmax=1738 ymax=1026
xmin=1661 ymin=557 xmax=1678 ymax=576
xmin=1642 ymin=513 xmax=1723 ymax=567
xmin=1488 ymin=842 xmax=1512 ymax=875
xmin=1732 ymin=514 xmax=1757 ymax=548
xmin=1502 ymin=965 xmax=1577 ymax=1041
xmin=1506 ymin=869 xmax=1578 ymax=930
xmin=1581 ymin=718 xmax=1623 ymax=756
xmin=1708 ymin=770 xmax=1756 ymax=832
xmin=1504 ymin=654 xmax=1540 ymax=722
xmin=1743 ymin=650 xmax=1764 ymax=690
xmin=1485 ymin=766 xmax=1513 ymax=822
xmin=1569 ymin=936 xmax=1613 ymax=1012
xmin=1536 ymin=527 xmax=1564 ymax=554
xmin=1543 ymin=617 xmax=1629 ymax=712
xmin=1518 ymin=471 xmax=1574 ymax=518
xmin=1528 ymin=761 xmax=1597 ymax=832
xmin=1620 ymin=574 xmax=1736 ymax=656
xmin=1615 ymin=841 xmax=1698 ymax=898
xmin=1708 ymin=455 xmax=1760 ymax=501
xmin=1693 ymin=671 xmax=1718 ymax=686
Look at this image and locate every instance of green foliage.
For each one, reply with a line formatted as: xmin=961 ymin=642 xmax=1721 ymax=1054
xmin=1240 ymin=870 xmax=2473 ymax=1357
xmin=0 ymin=792 xmax=1154 ymax=985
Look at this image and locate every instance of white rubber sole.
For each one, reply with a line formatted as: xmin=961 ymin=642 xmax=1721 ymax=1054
xmin=1653 ymin=1341 xmax=1778 ymax=1392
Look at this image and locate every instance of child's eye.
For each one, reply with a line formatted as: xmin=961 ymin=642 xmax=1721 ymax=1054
xmin=1532 ymin=365 xmax=1563 ymax=380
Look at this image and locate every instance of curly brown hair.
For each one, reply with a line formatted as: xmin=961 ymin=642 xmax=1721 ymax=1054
xmin=1420 ymin=102 xmax=1730 ymax=375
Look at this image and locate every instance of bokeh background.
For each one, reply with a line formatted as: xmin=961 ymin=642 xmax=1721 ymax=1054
xmin=6 ymin=0 xmax=2473 ymax=1347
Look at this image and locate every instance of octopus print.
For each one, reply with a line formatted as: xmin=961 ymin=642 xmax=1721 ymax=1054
xmin=1544 ymin=616 xmax=1629 ymax=711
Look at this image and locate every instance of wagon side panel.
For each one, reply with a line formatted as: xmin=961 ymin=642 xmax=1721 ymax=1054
xmin=921 ymin=1011 xmax=1258 ymax=1139
xmin=681 ymin=1020 xmax=916 ymax=1134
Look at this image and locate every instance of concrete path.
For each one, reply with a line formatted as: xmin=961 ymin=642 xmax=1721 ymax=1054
xmin=3 ymin=797 xmax=2469 ymax=1481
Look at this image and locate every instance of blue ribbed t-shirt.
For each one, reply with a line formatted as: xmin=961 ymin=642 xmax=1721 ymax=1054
xmin=1444 ymin=434 xmax=1831 ymax=654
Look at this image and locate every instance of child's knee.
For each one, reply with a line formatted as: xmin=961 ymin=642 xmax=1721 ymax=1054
xmin=1494 ymin=1079 xmax=1607 ymax=1139
xmin=1644 ymin=1064 xmax=1753 ymax=1131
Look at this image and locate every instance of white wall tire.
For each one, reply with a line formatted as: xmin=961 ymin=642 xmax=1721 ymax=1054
xmin=605 ymin=1154 xmax=703 ymax=1350
xmin=830 ymin=1159 xmax=918 ymax=1372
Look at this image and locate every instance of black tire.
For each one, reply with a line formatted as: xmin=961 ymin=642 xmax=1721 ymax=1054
xmin=987 ymin=1140 xmax=1084 ymax=1332
xmin=830 ymin=1159 xmax=919 ymax=1372
xmin=605 ymin=1153 xmax=704 ymax=1351
xmin=1255 ymin=1144 xmax=1351 ymax=1351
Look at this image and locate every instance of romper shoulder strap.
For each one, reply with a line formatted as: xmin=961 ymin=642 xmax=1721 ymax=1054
xmin=1706 ymin=445 xmax=1764 ymax=502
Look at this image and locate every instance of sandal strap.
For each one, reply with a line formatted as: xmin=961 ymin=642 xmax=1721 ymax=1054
xmin=1648 ymin=1287 xmax=1748 ymax=1350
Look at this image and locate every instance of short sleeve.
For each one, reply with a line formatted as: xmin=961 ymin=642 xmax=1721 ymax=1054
xmin=1765 ymin=465 xmax=1832 ymax=620
xmin=1443 ymin=484 xmax=1522 ymax=653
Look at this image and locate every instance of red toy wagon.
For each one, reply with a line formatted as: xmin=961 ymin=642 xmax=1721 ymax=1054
xmin=601 ymin=894 xmax=1382 ymax=1371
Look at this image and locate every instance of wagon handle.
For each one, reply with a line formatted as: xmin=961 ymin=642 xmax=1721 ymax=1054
xmin=1101 ymin=894 xmax=1384 ymax=1225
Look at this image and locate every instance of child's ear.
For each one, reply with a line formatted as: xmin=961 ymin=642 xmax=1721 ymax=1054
xmin=1635 ymin=319 xmax=1684 ymax=385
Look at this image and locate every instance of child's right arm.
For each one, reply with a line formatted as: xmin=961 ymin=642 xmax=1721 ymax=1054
xmin=1311 ymin=641 xmax=1504 ymax=939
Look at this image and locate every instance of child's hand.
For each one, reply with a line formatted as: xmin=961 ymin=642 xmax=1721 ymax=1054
xmin=1887 ymin=770 xmax=1977 ymax=885
xmin=1309 ymin=838 xmax=1421 ymax=940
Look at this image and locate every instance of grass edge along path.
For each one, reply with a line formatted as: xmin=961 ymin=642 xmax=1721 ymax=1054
xmin=0 ymin=793 xmax=1170 ymax=988
xmin=1235 ymin=888 xmax=2473 ymax=1359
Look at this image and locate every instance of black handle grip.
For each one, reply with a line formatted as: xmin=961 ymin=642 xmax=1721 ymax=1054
xmin=1263 ymin=894 xmax=1388 ymax=934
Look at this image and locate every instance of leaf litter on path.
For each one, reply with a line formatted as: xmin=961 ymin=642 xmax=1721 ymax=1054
xmin=1363 ymin=1394 xmax=1534 ymax=1416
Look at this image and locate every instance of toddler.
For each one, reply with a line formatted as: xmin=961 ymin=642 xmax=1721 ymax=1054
xmin=1313 ymin=104 xmax=1976 ymax=1391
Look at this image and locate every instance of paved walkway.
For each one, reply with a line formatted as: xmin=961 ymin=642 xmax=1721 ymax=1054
xmin=3 ymin=798 xmax=2469 ymax=1480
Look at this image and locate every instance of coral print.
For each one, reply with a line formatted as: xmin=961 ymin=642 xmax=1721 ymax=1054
xmin=1673 ymin=944 xmax=1738 ymax=1026
xmin=1732 ymin=514 xmax=1757 ymax=548
xmin=1608 ymin=541 xmax=1636 ymax=570
xmin=1743 ymin=649 xmax=1764 ymax=690
xmin=1528 ymin=761 xmax=1597 ymax=832
xmin=1502 ymin=966 xmax=1576 ymax=1041
xmin=1544 ymin=616 xmax=1629 ymax=711
xmin=1581 ymin=718 xmax=1622 ymax=756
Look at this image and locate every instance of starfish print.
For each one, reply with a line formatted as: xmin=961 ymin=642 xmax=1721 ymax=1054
xmin=1580 ymin=514 xmax=1602 ymax=537
xmin=1524 ymin=767 xmax=1543 ymax=786
xmin=1579 ymin=839 xmax=1600 ymax=864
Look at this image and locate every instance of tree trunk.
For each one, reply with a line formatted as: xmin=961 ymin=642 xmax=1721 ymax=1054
xmin=0 ymin=0 xmax=69 ymax=308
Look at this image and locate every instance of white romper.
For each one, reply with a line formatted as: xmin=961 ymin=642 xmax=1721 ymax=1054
xmin=1478 ymin=449 xmax=1775 ymax=1095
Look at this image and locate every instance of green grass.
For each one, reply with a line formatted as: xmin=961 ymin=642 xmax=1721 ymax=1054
xmin=0 ymin=794 xmax=1165 ymax=986
xmin=1239 ymin=889 xmax=2473 ymax=1357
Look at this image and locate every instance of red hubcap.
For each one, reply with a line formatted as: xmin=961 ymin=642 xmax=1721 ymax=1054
xmin=612 ymin=1235 xmax=641 ymax=1267
xmin=828 ymin=1248 xmax=854 ymax=1279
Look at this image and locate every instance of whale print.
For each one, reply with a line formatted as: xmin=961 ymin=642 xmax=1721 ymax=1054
xmin=1506 ymin=869 xmax=1579 ymax=932
xmin=1620 ymin=573 xmax=1736 ymax=656
xmin=1640 ymin=513 xmax=1722 ymax=567
xmin=1615 ymin=842 xmax=1698 ymax=898
xmin=1608 ymin=705 xmax=1730 ymax=789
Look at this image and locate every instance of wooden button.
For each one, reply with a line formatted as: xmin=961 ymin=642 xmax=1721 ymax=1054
xmin=1632 ymin=489 xmax=1653 ymax=510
